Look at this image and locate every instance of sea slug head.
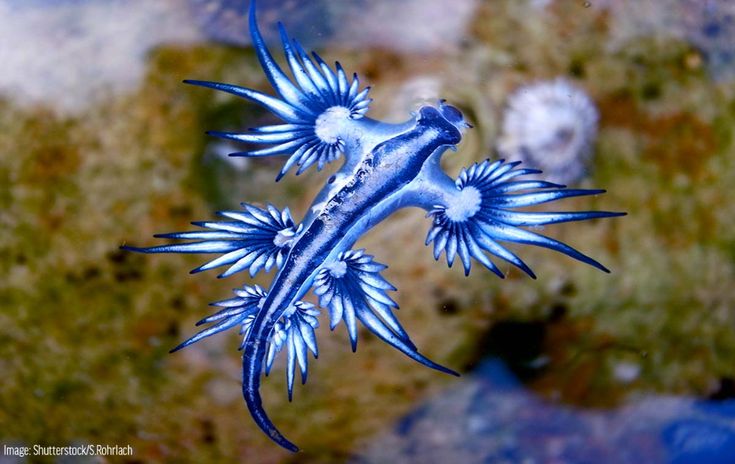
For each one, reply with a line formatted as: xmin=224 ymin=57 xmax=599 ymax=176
xmin=415 ymin=100 xmax=471 ymax=148
xmin=438 ymin=99 xmax=472 ymax=132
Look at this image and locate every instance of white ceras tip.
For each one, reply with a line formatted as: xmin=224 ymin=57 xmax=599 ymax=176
xmin=324 ymin=260 xmax=348 ymax=278
xmin=315 ymin=106 xmax=352 ymax=144
xmin=273 ymin=228 xmax=297 ymax=247
xmin=445 ymin=186 xmax=481 ymax=222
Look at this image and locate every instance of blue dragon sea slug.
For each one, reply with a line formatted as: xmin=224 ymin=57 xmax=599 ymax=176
xmin=123 ymin=1 xmax=624 ymax=452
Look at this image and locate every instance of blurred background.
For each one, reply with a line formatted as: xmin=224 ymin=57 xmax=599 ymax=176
xmin=1 ymin=0 xmax=735 ymax=462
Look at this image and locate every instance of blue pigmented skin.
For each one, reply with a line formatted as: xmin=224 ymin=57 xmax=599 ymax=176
xmin=123 ymin=1 xmax=625 ymax=452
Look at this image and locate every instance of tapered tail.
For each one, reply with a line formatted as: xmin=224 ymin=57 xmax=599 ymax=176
xmin=242 ymin=333 xmax=299 ymax=452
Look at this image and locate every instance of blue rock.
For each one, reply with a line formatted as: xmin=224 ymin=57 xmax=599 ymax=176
xmin=356 ymin=358 xmax=735 ymax=464
xmin=664 ymin=419 xmax=735 ymax=464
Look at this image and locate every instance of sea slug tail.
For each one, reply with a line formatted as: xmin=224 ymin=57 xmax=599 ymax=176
xmin=243 ymin=334 xmax=300 ymax=452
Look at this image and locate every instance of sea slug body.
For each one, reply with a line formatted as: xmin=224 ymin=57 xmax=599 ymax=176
xmin=123 ymin=1 xmax=624 ymax=452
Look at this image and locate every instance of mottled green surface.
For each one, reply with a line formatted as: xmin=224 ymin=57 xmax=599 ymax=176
xmin=2 ymin=1 xmax=735 ymax=463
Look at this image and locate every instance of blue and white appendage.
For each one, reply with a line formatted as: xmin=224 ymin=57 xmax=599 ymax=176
xmin=417 ymin=159 xmax=624 ymax=278
xmin=122 ymin=203 xmax=299 ymax=278
xmin=185 ymin=1 xmax=371 ymax=180
xmin=314 ymin=249 xmax=458 ymax=376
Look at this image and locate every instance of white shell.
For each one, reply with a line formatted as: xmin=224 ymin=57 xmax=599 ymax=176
xmin=497 ymin=78 xmax=598 ymax=185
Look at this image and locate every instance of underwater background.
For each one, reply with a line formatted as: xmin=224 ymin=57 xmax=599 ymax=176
xmin=2 ymin=0 xmax=735 ymax=462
